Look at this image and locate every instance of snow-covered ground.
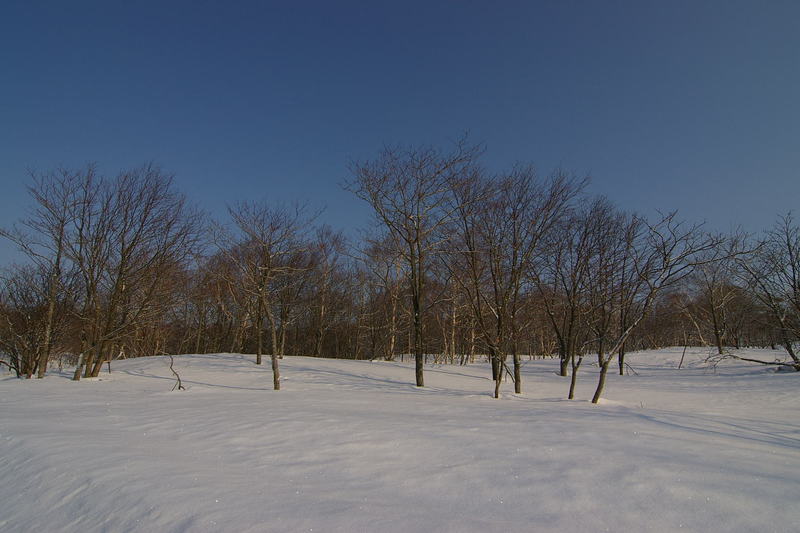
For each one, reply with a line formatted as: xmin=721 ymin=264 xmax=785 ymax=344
xmin=1 ymin=348 xmax=798 ymax=532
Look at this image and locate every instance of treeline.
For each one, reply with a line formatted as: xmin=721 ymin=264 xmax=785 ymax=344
xmin=1 ymin=140 xmax=798 ymax=402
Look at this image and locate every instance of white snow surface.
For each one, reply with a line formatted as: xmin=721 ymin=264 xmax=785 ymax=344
xmin=1 ymin=348 xmax=798 ymax=532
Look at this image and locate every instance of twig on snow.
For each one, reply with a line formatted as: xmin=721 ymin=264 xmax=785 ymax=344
xmin=168 ymin=354 xmax=185 ymax=391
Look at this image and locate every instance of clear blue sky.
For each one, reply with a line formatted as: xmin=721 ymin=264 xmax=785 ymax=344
xmin=1 ymin=0 xmax=798 ymax=262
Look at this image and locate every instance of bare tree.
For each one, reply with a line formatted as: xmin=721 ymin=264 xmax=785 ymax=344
xmin=0 ymin=265 xmax=57 ymax=378
xmin=590 ymin=213 xmax=723 ymax=403
xmin=347 ymin=137 xmax=482 ymax=386
xmin=579 ymin=201 xmax=633 ymax=398
xmin=217 ymin=201 xmax=313 ymax=389
xmin=532 ymin=199 xmax=600 ymax=382
xmin=448 ymin=167 xmax=582 ymax=397
xmin=2 ymin=165 xmax=202 ymax=379
xmin=687 ymin=233 xmax=750 ymax=355
xmin=308 ymin=226 xmax=347 ymax=357
xmin=735 ymin=214 xmax=800 ymax=369
xmin=68 ymin=165 xmax=203 ymax=379
xmin=360 ymin=234 xmax=406 ymax=361
xmin=1 ymin=168 xmax=80 ymax=378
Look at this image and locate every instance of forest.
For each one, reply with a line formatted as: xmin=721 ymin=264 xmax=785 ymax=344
xmin=1 ymin=139 xmax=798 ymax=404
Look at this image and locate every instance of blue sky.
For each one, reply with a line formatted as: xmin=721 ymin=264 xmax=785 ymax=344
xmin=1 ymin=1 xmax=798 ymax=262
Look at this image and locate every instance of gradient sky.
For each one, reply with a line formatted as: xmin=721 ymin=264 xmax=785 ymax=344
xmin=1 ymin=0 xmax=798 ymax=262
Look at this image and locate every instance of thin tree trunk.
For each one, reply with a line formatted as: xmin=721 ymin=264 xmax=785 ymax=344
xmin=450 ymin=299 xmax=457 ymax=365
xmin=591 ymin=359 xmax=611 ymax=404
xmin=413 ymin=297 xmax=424 ymax=387
xmin=711 ymin=305 xmax=725 ymax=355
xmin=72 ymin=352 xmax=85 ymax=381
xmin=271 ymin=353 xmax=280 ymax=390
xmin=255 ymin=294 xmax=265 ymax=364
xmin=568 ymin=354 xmax=583 ymax=399
xmin=469 ymin=324 xmax=475 ymax=364
xmin=494 ymin=360 xmax=502 ymax=399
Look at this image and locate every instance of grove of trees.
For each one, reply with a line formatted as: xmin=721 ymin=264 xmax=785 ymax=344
xmin=2 ymin=142 xmax=798 ymax=402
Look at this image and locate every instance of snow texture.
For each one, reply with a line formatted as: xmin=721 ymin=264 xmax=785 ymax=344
xmin=1 ymin=348 xmax=798 ymax=532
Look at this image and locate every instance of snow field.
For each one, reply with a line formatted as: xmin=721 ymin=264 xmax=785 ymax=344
xmin=0 ymin=348 xmax=798 ymax=532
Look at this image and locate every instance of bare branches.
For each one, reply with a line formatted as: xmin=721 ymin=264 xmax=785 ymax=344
xmin=214 ymin=200 xmax=316 ymax=388
xmin=347 ymin=135 xmax=484 ymax=387
xmin=1 ymin=144 xmax=794 ymax=397
xmin=735 ymin=213 xmax=800 ymax=362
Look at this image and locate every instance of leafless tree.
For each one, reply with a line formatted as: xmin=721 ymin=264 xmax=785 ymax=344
xmin=308 ymin=226 xmax=347 ymax=357
xmin=590 ymin=213 xmax=723 ymax=403
xmin=735 ymin=214 xmax=800 ymax=369
xmin=0 ymin=265 xmax=60 ymax=378
xmin=685 ymin=233 xmax=750 ymax=355
xmin=1 ymin=168 xmax=80 ymax=377
xmin=68 ymin=165 xmax=203 ymax=379
xmin=217 ymin=201 xmax=313 ymax=389
xmin=360 ymin=234 xmax=406 ymax=361
xmin=532 ymin=199 xmax=599 ymax=382
xmin=448 ymin=167 xmax=582 ymax=397
xmin=1 ymin=165 xmax=203 ymax=379
xmin=347 ymin=137 xmax=482 ymax=386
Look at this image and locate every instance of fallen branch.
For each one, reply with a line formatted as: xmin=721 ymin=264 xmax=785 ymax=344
xmin=708 ymin=351 xmax=800 ymax=371
xmin=168 ymin=354 xmax=185 ymax=391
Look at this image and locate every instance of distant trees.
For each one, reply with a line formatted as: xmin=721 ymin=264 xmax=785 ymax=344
xmin=1 ymin=145 xmax=797 ymax=398
xmin=0 ymin=264 xmax=68 ymax=378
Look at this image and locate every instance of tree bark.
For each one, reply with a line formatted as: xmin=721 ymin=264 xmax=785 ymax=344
xmin=271 ymin=353 xmax=280 ymax=390
xmin=591 ymin=360 xmax=611 ymax=404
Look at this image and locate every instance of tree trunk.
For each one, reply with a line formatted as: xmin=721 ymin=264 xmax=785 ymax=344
xmin=315 ymin=289 xmax=327 ymax=357
xmin=89 ymin=338 xmax=109 ymax=377
xmin=450 ymin=299 xmax=457 ymax=364
xmin=279 ymin=319 xmax=287 ymax=357
xmin=415 ymin=354 xmax=424 ymax=387
xmin=387 ymin=292 xmax=397 ymax=361
xmin=494 ymin=361 xmax=502 ymax=399
xmin=568 ymin=355 xmax=579 ymax=400
xmin=266 ymin=306 xmax=279 ymax=359
xmin=559 ymin=348 xmax=569 ymax=377
xmin=271 ymin=353 xmax=280 ymax=390
xmin=413 ymin=296 xmax=424 ymax=387
xmin=591 ymin=359 xmax=611 ymax=404
xmin=72 ymin=352 xmax=85 ymax=381
xmin=711 ymin=308 xmax=725 ymax=355
xmin=255 ymin=295 xmax=264 ymax=365
xmin=37 ymin=289 xmax=56 ymax=378
xmin=597 ymin=338 xmax=604 ymax=367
